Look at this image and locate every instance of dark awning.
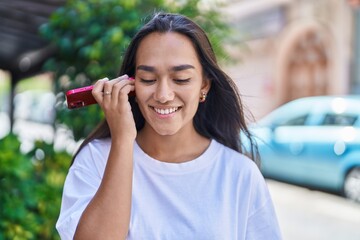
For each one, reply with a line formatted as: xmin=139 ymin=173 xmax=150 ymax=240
xmin=0 ymin=0 xmax=65 ymax=80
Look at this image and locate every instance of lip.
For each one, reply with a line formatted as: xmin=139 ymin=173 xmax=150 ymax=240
xmin=150 ymin=106 xmax=181 ymax=118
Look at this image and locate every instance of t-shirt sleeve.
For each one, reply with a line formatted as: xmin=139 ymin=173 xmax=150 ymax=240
xmin=56 ymin=144 xmax=104 ymax=240
xmin=246 ymin=197 xmax=282 ymax=240
xmin=244 ymin=163 xmax=282 ymax=240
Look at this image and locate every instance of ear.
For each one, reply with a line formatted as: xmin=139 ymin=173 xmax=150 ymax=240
xmin=199 ymin=78 xmax=211 ymax=103
xmin=200 ymin=77 xmax=211 ymax=93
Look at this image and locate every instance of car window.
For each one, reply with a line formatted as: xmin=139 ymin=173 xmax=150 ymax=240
xmin=278 ymin=114 xmax=308 ymax=126
xmin=321 ymin=113 xmax=358 ymax=126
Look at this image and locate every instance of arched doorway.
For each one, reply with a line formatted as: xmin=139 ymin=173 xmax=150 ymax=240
xmin=275 ymin=21 xmax=332 ymax=105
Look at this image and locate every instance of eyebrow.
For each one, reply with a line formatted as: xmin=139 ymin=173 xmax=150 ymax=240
xmin=172 ymin=64 xmax=195 ymax=71
xmin=136 ymin=64 xmax=195 ymax=72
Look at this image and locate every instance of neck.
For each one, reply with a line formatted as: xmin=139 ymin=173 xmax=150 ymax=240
xmin=136 ymin=125 xmax=210 ymax=163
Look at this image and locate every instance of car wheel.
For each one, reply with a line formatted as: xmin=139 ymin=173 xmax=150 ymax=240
xmin=344 ymin=167 xmax=360 ymax=202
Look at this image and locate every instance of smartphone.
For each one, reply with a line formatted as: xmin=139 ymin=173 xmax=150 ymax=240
xmin=66 ymin=85 xmax=135 ymax=109
xmin=66 ymin=85 xmax=97 ymax=109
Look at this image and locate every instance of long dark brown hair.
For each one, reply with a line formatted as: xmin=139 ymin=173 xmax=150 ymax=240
xmin=72 ymin=12 xmax=259 ymax=165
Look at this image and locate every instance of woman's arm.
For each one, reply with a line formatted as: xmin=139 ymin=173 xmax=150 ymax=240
xmin=74 ymin=75 xmax=136 ymax=239
xmin=74 ymin=138 xmax=133 ymax=239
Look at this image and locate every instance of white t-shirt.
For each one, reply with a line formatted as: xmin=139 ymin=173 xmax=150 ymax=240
xmin=56 ymin=138 xmax=282 ymax=240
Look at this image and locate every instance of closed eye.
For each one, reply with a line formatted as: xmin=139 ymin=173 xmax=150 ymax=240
xmin=174 ymin=78 xmax=191 ymax=84
xmin=140 ymin=78 xmax=156 ymax=84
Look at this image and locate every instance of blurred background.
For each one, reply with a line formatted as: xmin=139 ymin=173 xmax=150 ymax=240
xmin=1 ymin=0 xmax=360 ymax=239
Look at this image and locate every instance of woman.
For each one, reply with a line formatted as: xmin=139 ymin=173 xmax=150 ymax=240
xmin=56 ymin=12 xmax=282 ymax=239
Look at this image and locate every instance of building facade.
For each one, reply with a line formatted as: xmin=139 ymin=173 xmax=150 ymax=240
xmin=222 ymin=0 xmax=356 ymax=120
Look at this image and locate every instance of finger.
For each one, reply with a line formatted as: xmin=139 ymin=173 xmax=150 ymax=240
xmin=107 ymin=74 xmax=129 ymax=87
xmin=111 ymin=74 xmax=133 ymax=102
xmin=103 ymin=80 xmax=115 ymax=105
xmin=110 ymin=77 xmax=134 ymax=103
xmin=103 ymin=74 xmax=128 ymax=94
xmin=103 ymin=75 xmax=133 ymax=105
xmin=118 ymin=81 xmax=135 ymax=101
xmin=115 ymin=74 xmax=129 ymax=81
xmin=119 ymin=84 xmax=135 ymax=99
xmin=92 ymin=77 xmax=109 ymax=104
xmin=109 ymin=81 xmax=120 ymax=105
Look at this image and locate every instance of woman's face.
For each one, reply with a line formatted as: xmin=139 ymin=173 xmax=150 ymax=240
xmin=134 ymin=32 xmax=210 ymax=136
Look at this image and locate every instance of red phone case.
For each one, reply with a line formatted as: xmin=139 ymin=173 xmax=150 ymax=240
xmin=66 ymin=86 xmax=97 ymax=109
xmin=66 ymin=85 xmax=135 ymax=109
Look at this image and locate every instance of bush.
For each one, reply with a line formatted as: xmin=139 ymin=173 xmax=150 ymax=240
xmin=0 ymin=134 xmax=72 ymax=240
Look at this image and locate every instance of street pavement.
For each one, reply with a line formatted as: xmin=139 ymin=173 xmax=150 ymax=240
xmin=267 ymin=180 xmax=360 ymax=240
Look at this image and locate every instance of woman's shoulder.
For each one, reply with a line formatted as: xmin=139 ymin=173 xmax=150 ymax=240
xmin=212 ymin=140 xmax=261 ymax=176
xmin=72 ymin=138 xmax=112 ymax=172
xmin=214 ymin=140 xmax=257 ymax=164
xmin=88 ymin=137 xmax=112 ymax=150
xmin=77 ymin=138 xmax=111 ymax=157
xmin=214 ymin=140 xmax=270 ymax=198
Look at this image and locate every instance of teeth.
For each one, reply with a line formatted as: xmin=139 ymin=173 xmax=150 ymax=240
xmin=154 ymin=107 xmax=178 ymax=115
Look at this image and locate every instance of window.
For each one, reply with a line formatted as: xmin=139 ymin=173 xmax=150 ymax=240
xmin=279 ymin=115 xmax=308 ymax=126
xmin=322 ymin=114 xmax=358 ymax=126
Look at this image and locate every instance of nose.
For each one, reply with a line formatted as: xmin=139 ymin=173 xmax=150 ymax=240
xmin=154 ymin=79 xmax=175 ymax=103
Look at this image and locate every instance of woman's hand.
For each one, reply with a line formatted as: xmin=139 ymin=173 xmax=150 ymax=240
xmin=92 ymin=75 xmax=136 ymax=140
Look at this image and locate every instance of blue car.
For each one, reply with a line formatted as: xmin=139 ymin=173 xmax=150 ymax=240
xmin=250 ymin=95 xmax=360 ymax=202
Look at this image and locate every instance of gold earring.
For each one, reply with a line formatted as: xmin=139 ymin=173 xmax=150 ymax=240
xmin=200 ymin=92 xmax=207 ymax=102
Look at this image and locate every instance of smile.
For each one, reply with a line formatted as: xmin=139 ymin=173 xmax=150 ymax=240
xmin=153 ymin=107 xmax=179 ymax=115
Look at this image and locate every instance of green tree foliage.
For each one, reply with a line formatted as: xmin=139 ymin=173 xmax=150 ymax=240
xmin=0 ymin=135 xmax=72 ymax=239
xmin=40 ymin=0 xmax=232 ymax=141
